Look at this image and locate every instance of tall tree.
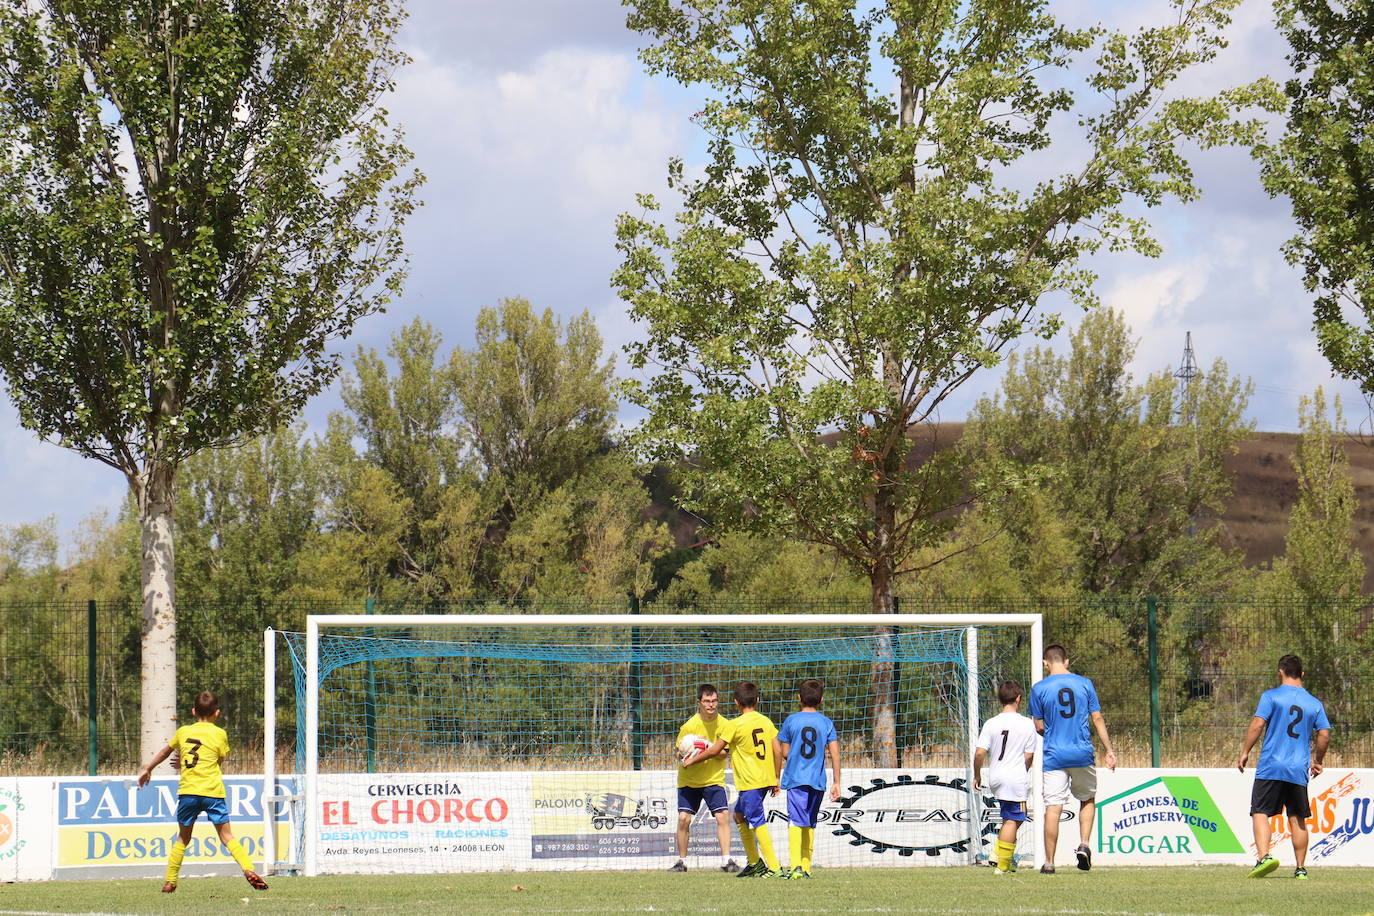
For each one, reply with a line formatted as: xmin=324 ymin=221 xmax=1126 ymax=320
xmin=1269 ymin=389 xmax=1364 ymax=602
xmin=334 ymin=319 xmax=482 ymax=595
xmin=963 ymin=309 xmax=1254 ymax=596
xmin=453 ymin=298 xmax=617 ymax=514
xmin=1260 ymin=0 xmax=1374 ymax=391
xmin=0 ymin=0 xmax=421 ymax=758
xmin=174 ymin=425 xmax=322 ymax=607
xmin=615 ymin=0 xmax=1275 ymax=763
xmin=1255 ymin=388 xmax=1368 ymax=720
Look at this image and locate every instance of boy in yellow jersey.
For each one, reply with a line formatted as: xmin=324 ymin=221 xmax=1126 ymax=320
xmin=686 ymin=681 xmax=783 ymax=877
xmin=668 ymin=683 xmax=738 ymax=872
xmin=137 ymin=691 xmax=268 ymax=894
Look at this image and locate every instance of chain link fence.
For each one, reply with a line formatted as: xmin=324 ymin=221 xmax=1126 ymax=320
xmin=0 ymin=596 xmax=1368 ymax=773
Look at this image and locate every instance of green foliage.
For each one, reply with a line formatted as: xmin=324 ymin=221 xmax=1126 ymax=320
xmin=1260 ymin=0 xmax=1374 ymax=391
xmin=1250 ymin=389 xmax=1370 ymax=724
xmin=1267 ymin=389 xmax=1365 ymax=601
xmin=345 ymin=319 xmax=466 ymax=522
xmin=309 ymin=320 xmax=489 ymax=599
xmin=174 ymin=425 xmax=322 ymax=607
xmin=279 ymin=303 xmax=658 ymax=603
xmin=901 ymin=492 xmax=1081 ymax=603
xmin=0 ymin=519 xmax=60 ymax=602
xmin=0 ymin=0 xmax=422 ymax=469
xmin=454 ymin=298 xmax=617 ymax=510
xmin=658 ymin=532 xmax=868 ymax=605
xmin=615 ymin=0 xmax=1280 ymax=603
xmin=964 ymin=309 xmax=1254 ymax=596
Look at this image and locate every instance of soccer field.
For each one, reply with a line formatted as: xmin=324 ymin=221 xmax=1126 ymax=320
xmin=0 ymin=867 xmax=1369 ymax=916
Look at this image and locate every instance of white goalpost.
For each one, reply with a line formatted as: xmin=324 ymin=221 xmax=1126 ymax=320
xmin=265 ymin=612 xmax=1043 ymax=876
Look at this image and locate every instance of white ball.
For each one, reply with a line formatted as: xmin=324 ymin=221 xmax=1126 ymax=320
xmin=679 ymin=734 xmax=710 ymax=763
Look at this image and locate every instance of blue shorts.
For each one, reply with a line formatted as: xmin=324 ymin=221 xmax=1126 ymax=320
xmin=177 ymin=794 xmax=230 ymax=826
xmin=998 ymin=799 xmax=1027 ymax=823
xmin=786 ymin=786 xmax=824 ymax=828
xmin=734 ymin=788 xmax=768 ymax=828
xmin=678 ymin=784 xmax=728 ymax=815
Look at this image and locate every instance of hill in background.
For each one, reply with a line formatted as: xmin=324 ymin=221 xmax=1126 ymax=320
xmin=660 ymin=425 xmax=1374 ymax=592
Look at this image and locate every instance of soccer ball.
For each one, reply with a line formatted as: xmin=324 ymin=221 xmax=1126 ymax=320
xmin=678 ymin=734 xmax=710 ymax=764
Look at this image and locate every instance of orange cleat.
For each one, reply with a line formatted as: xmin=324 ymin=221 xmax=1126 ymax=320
xmin=161 ymin=882 xmax=177 ymax=893
xmin=244 ymin=870 xmax=269 ymax=890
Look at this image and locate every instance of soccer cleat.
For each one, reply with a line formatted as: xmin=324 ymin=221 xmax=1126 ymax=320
xmin=994 ymin=867 xmax=1010 ymax=876
xmin=1039 ymin=864 xmax=1055 ymax=874
xmin=244 ymin=871 xmax=269 ymax=891
xmin=1294 ymin=867 xmax=1309 ymax=880
xmin=735 ymin=861 xmax=764 ymax=878
xmin=1248 ymin=855 xmax=1279 ymax=878
xmin=1076 ymin=843 xmax=1092 ymax=871
xmin=668 ymin=859 xmax=688 ymax=872
xmin=161 ymin=882 xmax=177 ymax=894
xmin=773 ymin=866 xmax=801 ymax=879
xmin=720 ymin=858 xmax=741 ymax=873
xmin=788 ymin=867 xmax=810 ymax=880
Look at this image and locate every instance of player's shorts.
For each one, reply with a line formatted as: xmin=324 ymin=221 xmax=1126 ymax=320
xmin=998 ymin=799 xmax=1028 ymax=823
xmin=734 ymin=787 xmax=768 ymax=828
xmin=1043 ymin=767 xmax=1096 ymax=806
xmin=786 ymin=786 xmax=824 ymax=828
xmin=176 ymin=794 xmax=230 ymax=826
xmin=1250 ymin=778 xmax=1310 ymax=819
xmin=677 ymin=784 xmax=729 ymax=815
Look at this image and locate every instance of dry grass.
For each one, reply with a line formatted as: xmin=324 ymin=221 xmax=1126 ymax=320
xmin=7 ymin=736 xmax=1368 ymax=777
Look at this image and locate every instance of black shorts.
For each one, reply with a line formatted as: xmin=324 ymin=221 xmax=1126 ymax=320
xmin=1250 ymin=778 xmax=1310 ymax=819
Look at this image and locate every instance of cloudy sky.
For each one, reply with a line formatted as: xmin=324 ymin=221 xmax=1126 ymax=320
xmin=0 ymin=0 xmax=1365 ymax=547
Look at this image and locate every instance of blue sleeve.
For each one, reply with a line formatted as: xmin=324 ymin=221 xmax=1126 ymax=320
xmin=777 ymin=719 xmax=793 ymax=744
xmin=1315 ymin=701 xmax=1331 ymax=731
xmin=1253 ymin=692 xmax=1272 ymax=722
xmin=1084 ymin=678 xmax=1100 ymax=714
xmin=825 ymin=717 xmax=838 ymax=745
xmin=1028 ymin=685 xmax=1044 ymax=720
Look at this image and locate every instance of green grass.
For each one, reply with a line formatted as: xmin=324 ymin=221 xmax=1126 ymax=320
xmin=0 ymin=866 xmax=1370 ymax=915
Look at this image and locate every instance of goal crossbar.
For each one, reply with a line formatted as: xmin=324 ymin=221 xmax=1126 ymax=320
xmin=271 ymin=612 xmax=1044 ymax=875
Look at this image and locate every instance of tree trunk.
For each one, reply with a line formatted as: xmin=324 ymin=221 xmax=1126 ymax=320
xmin=870 ymin=532 xmax=897 ymax=768
xmin=135 ymin=460 xmax=178 ymax=766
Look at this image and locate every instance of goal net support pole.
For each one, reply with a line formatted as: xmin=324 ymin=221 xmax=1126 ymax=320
xmin=273 ymin=611 xmax=1043 ymax=876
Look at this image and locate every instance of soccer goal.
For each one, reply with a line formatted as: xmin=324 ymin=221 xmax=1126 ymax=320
xmin=264 ymin=612 xmax=1043 ymax=876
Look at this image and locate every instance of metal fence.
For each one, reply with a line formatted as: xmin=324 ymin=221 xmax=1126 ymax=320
xmin=0 ymin=596 xmax=1368 ymax=773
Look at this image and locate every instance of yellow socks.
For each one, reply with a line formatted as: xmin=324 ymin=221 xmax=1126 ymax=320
xmin=166 ymin=835 xmax=254 ymax=886
xmin=800 ymin=827 xmax=814 ymax=873
xmin=225 ymin=837 xmax=254 ymax=872
xmin=789 ymin=825 xmax=803 ymax=871
xmin=738 ymin=823 xmax=760 ymax=865
xmin=995 ymin=839 xmax=1016 ymax=872
xmin=755 ymin=823 xmax=780 ymax=872
xmin=165 ymin=840 xmax=187 ymax=885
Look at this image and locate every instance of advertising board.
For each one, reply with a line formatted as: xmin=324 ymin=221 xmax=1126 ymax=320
xmin=55 ymin=777 xmax=288 ymax=879
xmin=1091 ymin=768 xmax=1374 ymax=867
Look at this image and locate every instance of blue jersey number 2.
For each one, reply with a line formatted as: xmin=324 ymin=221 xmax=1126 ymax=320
xmin=1286 ymin=704 xmax=1303 ymax=739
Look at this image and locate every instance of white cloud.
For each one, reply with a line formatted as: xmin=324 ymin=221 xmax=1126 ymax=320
xmin=399 ymin=0 xmax=641 ymax=73
xmin=368 ymin=46 xmax=687 ymax=345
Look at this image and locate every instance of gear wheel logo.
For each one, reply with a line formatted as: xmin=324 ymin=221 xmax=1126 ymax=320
xmin=830 ymin=774 xmax=999 ymax=857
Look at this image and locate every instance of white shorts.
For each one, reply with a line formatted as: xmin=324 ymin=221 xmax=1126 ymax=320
xmin=1044 ymin=767 xmax=1096 ymax=806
